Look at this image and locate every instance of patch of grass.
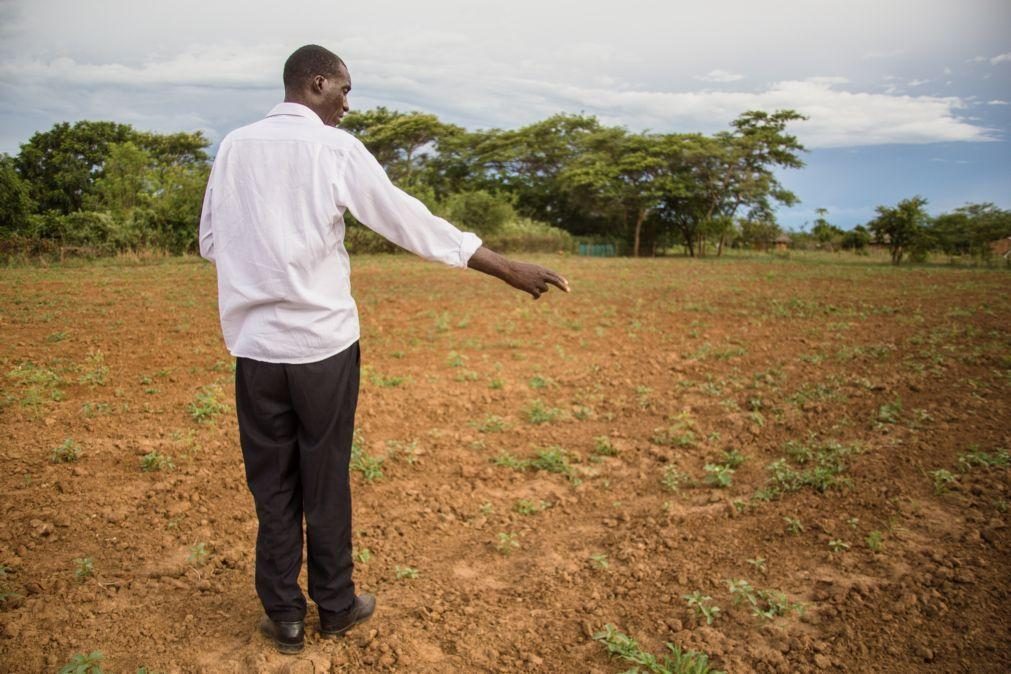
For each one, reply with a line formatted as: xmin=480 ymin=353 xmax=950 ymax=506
xmin=78 ymin=350 xmax=109 ymax=386
xmin=514 ymin=498 xmax=550 ymax=515
xmin=474 ymin=415 xmax=510 ymax=433
xmin=876 ymin=398 xmax=903 ymax=425
xmin=593 ymin=436 xmax=618 ymax=456
xmin=866 ymin=530 xmax=884 ymax=552
xmin=720 ymin=449 xmax=746 ymax=468
xmin=783 ymin=517 xmax=804 ymax=535
xmin=188 ymin=384 xmax=228 ymax=423
xmin=350 ymin=432 xmax=384 ymax=482
xmin=528 ymin=375 xmax=552 ymax=389
xmin=529 ymin=446 xmax=572 ymax=474
xmin=760 ymin=440 xmax=861 ymax=499
xmin=727 ymin=579 xmax=804 ymax=620
xmin=493 ymin=452 xmax=529 ymax=470
xmin=51 ymin=438 xmax=82 ymax=463
xmin=594 ymin=624 xmax=724 ymax=674
xmin=525 ymin=399 xmax=562 ymax=424
xmin=140 ymin=451 xmax=174 ymax=472
xmin=958 ymin=448 xmax=1009 ymax=471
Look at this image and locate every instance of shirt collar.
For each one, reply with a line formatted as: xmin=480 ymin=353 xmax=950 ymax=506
xmin=266 ymin=102 xmax=325 ymax=125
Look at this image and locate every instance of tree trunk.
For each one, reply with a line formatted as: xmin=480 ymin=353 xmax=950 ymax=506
xmin=633 ymin=209 xmax=647 ymax=258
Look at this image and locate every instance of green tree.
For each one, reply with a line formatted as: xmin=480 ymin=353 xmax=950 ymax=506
xmin=560 ymin=128 xmax=677 ymax=256
xmin=15 ymin=121 xmax=137 ymax=214
xmin=0 ymin=154 xmax=34 ymax=234
xmin=867 ymin=196 xmax=930 ymax=264
xmin=811 ymin=208 xmax=843 ymax=249
xmin=930 ymin=203 xmax=1011 ymax=260
xmin=341 ymin=107 xmax=462 ymax=185
xmin=840 ymin=225 xmax=870 ymax=251
xmin=656 ymin=111 xmax=806 ymax=257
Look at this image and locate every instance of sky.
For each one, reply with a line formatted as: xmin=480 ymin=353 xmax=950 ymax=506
xmin=0 ymin=0 xmax=1009 ymax=230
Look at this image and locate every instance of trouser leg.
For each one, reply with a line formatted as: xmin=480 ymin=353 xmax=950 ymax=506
xmin=235 ymin=357 xmax=307 ymax=622
xmin=287 ymin=342 xmax=360 ymax=617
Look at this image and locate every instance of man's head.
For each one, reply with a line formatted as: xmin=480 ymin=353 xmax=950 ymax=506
xmin=283 ymin=45 xmax=351 ymax=127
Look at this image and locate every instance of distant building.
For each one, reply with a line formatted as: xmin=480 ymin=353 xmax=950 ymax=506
xmin=773 ymin=233 xmax=792 ymax=251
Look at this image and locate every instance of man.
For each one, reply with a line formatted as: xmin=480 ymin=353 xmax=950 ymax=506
xmin=198 ymin=44 xmax=569 ymax=654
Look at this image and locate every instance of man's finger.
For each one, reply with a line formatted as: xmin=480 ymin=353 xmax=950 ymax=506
xmin=546 ymin=275 xmax=569 ymax=292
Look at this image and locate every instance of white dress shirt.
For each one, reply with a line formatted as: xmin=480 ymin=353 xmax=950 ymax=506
xmin=199 ymin=102 xmax=483 ymax=364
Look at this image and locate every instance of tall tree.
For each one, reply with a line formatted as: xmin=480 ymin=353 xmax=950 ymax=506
xmin=560 ymin=128 xmax=676 ymax=256
xmin=867 ymin=196 xmax=930 ymax=264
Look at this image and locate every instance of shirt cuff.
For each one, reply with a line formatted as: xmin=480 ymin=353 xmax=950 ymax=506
xmin=457 ymin=232 xmax=483 ymax=268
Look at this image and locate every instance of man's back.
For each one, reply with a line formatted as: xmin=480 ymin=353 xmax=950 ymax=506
xmin=200 ymin=102 xmax=481 ymax=364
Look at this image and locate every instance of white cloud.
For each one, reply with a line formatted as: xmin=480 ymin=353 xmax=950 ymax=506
xmin=907 ymin=78 xmax=929 ymax=87
xmin=988 ymin=99 xmax=1009 ymax=105
xmin=694 ymin=69 xmax=744 ymax=83
xmin=992 ymin=52 xmax=1011 ymax=64
xmin=0 ymin=44 xmax=998 ymax=150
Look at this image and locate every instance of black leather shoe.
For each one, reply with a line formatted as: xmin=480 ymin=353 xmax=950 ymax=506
xmin=259 ymin=614 xmax=305 ymax=654
xmin=320 ymin=593 xmax=376 ymax=637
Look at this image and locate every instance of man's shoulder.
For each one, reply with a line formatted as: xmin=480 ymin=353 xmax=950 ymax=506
xmin=223 ymin=118 xmax=363 ymax=152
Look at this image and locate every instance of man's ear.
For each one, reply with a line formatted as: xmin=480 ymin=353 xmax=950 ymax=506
xmin=311 ymin=75 xmax=326 ymax=94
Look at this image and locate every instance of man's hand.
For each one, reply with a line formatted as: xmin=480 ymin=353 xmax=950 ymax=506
xmin=467 ymin=246 xmax=570 ymax=300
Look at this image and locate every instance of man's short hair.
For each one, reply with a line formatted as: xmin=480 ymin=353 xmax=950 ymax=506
xmin=283 ymin=45 xmax=345 ymax=91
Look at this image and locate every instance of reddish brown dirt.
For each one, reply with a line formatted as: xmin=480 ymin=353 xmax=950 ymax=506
xmin=0 ymin=254 xmax=1009 ymax=673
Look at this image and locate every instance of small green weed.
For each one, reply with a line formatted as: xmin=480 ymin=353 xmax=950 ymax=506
xmin=866 ymin=530 xmax=884 ymax=552
xmin=593 ymin=624 xmax=724 ymax=674
xmin=475 ymin=415 xmax=510 ymax=433
xmin=140 ymin=451 xmax=174 ymax=472
xmin=51 ymin=438 xmax=81 ymax=463
xmin=350 ymin=433 xmax=384 ymax=482
xmin=828 ymin=539 xmax=850 ymax=553
xmin=593 ymin=436 xmax=618 ymax=456
xmin=727 ymin=579 xmax=804 ymax=620
xmin=525 ymin=399 xmax=562 ymax=424
xmin=683 ymin=592 xmax=721 ymax=625
xmin=74 ymin=557 xmax=94 ymax=582
xmin=590 ymin=553 xmax=609 ymax=570
xmin=188 ymin=542 xmax=210 ymax=565
xmin=662 ymin=466 xmax=691 ymax=493
xmin=514 ymin=499 xmax=549 ymax=515
xmin=495 ymin=532 xmax=520 ymax=555
xmin=188 ymin=384 xmax=228 ymax=423
xmin=395 ymin=566 xmax=419 ymax=579
xmin=703 ymin=464 xmax=734 ymax=488
xmin=930 ymin=469 xmax=957 ymax=495
xmin=58 ymin=651 xmax=105 ymax=674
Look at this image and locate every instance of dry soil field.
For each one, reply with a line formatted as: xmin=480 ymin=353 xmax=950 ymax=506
xmin=0 ymin=253 xmax=1009 ymax=673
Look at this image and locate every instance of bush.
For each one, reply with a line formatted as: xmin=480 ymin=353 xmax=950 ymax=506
xmin=441 ymin=190 xmax=515 ymax=236
xmin=481 ymin=218 xmax=574 ymax=253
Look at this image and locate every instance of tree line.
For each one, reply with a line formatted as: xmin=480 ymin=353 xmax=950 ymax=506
xmin=1 ymin=111 xmax=1008 ymax=263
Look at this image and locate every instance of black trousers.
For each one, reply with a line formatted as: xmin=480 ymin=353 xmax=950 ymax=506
xmin=234 ymin=341 xmax=360 ymax=622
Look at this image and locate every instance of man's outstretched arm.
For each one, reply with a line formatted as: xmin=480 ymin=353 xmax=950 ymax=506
xmin=467 ymin=246 xmax=570 ymax=300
